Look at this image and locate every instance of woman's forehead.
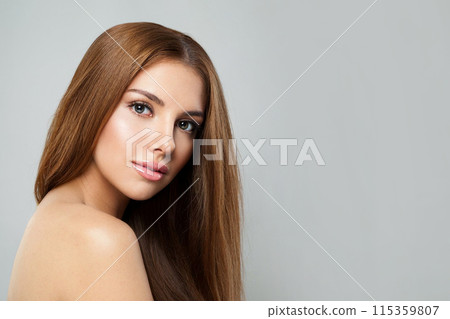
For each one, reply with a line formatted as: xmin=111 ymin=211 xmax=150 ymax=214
xmin=128 ymin=61 xmax=205 ymax=111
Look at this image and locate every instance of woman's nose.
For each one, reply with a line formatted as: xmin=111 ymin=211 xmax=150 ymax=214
xmin=148 ymin=133 xmax=176 ymax=158
xmin=137 ymin=115 xmax=176 ymax=162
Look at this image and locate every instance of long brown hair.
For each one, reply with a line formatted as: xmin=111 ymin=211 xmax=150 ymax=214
xmin=34 ymin=22 xmax=243 ymax=300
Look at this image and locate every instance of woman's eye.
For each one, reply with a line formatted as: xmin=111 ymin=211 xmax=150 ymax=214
xmin=129 ymin=102 xmax=152 ymax=116
xmin=178 ymin=120 xmax=197 ymax=132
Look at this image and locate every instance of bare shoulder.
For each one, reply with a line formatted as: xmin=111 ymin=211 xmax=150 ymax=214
xmin=8 ymin=202 xmax=153 ymax=301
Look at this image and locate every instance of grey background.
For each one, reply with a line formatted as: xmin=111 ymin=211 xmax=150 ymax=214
xmin=1 ymin=0 xmax=449 ymax=300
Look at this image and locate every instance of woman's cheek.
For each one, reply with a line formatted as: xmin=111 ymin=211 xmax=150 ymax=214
xmin=175 ymin=138 xmax=194 ymax=166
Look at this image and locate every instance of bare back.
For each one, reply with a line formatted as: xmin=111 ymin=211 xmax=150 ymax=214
xmin=8 ymin=190 xmax=153 ymax=300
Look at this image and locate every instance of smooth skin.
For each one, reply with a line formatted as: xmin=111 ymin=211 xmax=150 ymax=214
xmin=8 ymin=60 xmax=205 ymax=300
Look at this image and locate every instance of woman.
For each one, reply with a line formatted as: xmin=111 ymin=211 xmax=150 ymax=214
xmin=8 ymin=22 xmax=243 ymax=301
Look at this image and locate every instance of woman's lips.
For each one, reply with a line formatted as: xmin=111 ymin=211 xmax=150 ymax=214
xmin=132 ymin=161 xmax=167 ymax=181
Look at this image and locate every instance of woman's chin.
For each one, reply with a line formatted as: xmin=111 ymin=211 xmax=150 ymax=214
xmin=123 ymin=187 xmax=158 ymax=201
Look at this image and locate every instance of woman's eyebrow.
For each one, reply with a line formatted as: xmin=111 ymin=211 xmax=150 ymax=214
xmin=127 ymin=88 xmax=165 ymax=106
xmin=127 ymin=88 xmax=204 ymax=118
xmin=185 ymin=110 xmax=204 ymax=118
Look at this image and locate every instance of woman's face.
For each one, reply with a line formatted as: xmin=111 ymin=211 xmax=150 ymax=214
xmin=93 ymin=60 xmax=205 ymax=200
